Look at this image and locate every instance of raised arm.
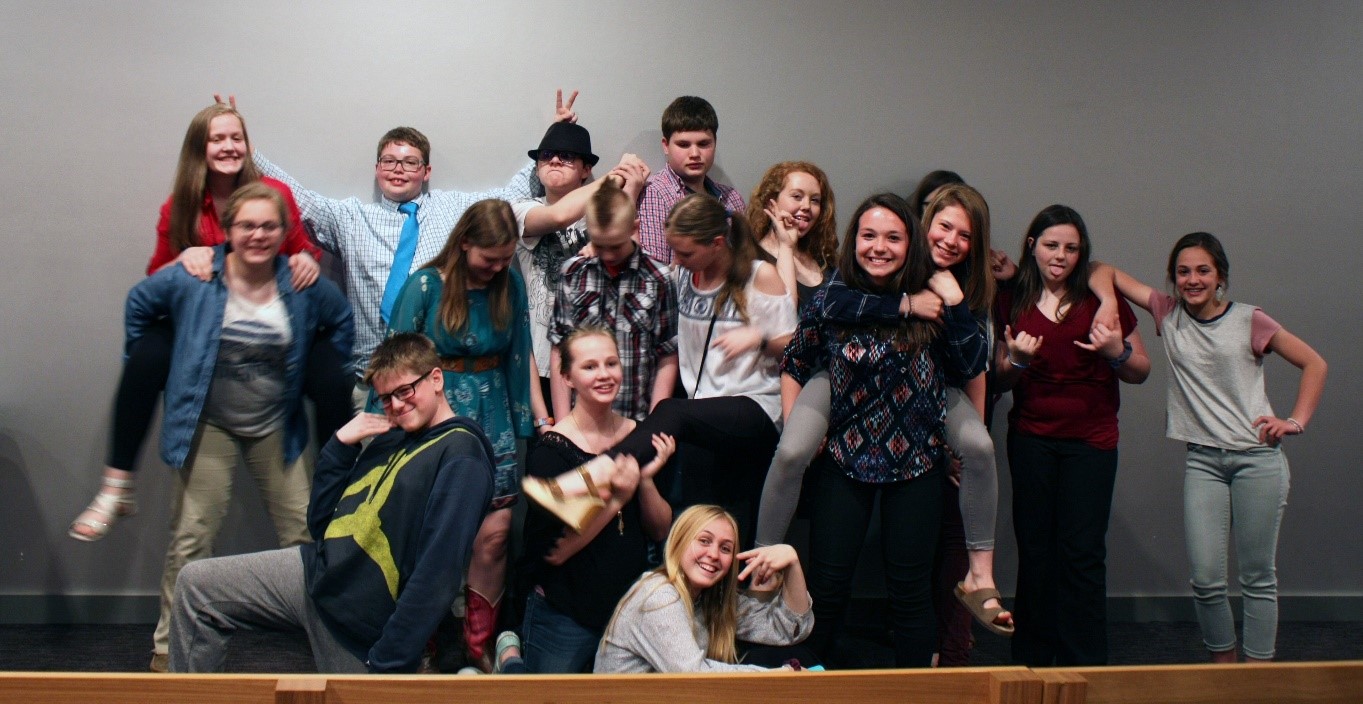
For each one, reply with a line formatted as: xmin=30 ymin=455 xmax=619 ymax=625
xmin=430 ymin=90 xmax=580 ymax=211
xmin=760 ymin=203 xmax=799 ymax=305
xmin=737 ymin=544 xmax=811 ymax=616
xmin=309 ymin=418 xmax=391 ymax=540
xmin=1254 ymin=327 xmax=1327 ymax=444
xmin=1090 ymin=261 xmax=1158 ymax=315
xmin=254 ymin=152 xmax=352 ymax=255
xmin=520 ymin=157 xmax=647 ymax=236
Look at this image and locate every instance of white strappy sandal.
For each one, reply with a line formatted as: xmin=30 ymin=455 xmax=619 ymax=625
xmin=68 ymin=476 xmax=137 ymax=542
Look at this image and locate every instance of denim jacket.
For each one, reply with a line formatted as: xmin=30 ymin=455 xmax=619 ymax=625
xmin=124 ymin=245 xmax=354 ymax=469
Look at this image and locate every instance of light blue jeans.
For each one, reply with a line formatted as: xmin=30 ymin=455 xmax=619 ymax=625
xmin=1184 ymin=443 xmax=1290 ymax=660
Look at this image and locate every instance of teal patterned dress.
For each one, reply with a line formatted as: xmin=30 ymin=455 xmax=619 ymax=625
xmin=381 ymin=267 xmax=532 ymax=508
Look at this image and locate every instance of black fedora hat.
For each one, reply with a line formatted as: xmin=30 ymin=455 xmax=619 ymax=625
xmin=528 ymin=122 xmax=599 ymax=166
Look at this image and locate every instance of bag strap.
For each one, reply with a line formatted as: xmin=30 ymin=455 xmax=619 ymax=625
xmin=692 ymin=311 xmax=719 ymax=394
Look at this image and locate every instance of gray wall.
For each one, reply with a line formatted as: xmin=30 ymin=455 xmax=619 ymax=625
xmin=1 ymin=1 xmax=1359 ymax=619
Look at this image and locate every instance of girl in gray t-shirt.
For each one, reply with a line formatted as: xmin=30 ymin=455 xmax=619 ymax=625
xmin=1094 ymin=232 xmax=1326 ymax=663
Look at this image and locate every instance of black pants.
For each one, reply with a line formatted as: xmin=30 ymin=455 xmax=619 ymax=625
xmin=805 ymin=457 xmax=943 ymax=668
xmin=1007 ymin=431 xmax=1118 ymax=666
xmin=932 ymin=480 xmax=973 ymax=666
xmin=610 ymin=396 xmax=778 ymax=548
xmin=106 ymin=319 xmax=352 ymax=470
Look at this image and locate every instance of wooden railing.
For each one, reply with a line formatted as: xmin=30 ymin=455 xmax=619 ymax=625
xmin=1044 ymin=662 xmax=1363 ymax=704
xmin=0 ymin=662 xmax=1359 ymax=704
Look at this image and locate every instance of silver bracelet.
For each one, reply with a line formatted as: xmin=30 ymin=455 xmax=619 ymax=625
xmin=1007 ymin=353 xmax=1029 ymax=369
xmin=1285 ymin=417 xmax=1304 ymax=434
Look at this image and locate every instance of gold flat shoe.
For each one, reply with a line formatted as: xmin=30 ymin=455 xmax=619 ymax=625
xmin=522 ymin=462 xmax=606 ymax=533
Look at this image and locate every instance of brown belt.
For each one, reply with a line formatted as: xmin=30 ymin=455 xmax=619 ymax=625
xmin=440 ymin=354 xmax=500 ymax=373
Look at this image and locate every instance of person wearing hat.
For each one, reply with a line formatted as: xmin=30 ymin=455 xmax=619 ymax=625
xmin=512 ymin=114 xmax=650 ymax=421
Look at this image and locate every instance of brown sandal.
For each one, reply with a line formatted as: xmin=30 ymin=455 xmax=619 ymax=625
xmin=954 ymin=582 xmax=1015 ymax=637
xmin=521 ymin=463 xmax=606 ymax=534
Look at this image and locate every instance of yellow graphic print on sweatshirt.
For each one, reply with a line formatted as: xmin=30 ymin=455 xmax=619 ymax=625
xmin=323 ymin=428 xmax=466 ymax=599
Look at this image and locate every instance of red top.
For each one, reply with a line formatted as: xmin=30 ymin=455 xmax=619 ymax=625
xmin=146 ymin=176 xmax=320 ymax=275
xmin=997 ymin=291 xmax=1137 ymax=450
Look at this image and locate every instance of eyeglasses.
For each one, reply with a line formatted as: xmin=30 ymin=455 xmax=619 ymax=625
xmin=229 ymin=221 xmax=283 ymax=235
xmin=378 ymin=156 xmax=426 ymax=172
xmin=536 ymin=150 xmax=582 ymax=164
xmin=375 ymin=369 xmax=434 ymax=408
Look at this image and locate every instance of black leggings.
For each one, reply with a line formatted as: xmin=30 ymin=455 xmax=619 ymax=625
xmin=105 ymin=319 xmax=353 ymax=470
xmin=806 ymin=457 xmax=944 ymax=668
xmin=609 ymin=396 xmax=779 ymax=546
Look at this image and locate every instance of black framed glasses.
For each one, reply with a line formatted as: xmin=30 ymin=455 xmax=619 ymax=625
xmin=375 ymin=369 xmax=434 ymax=408
xmin=378 ymin=156 xmax=426 ymax=172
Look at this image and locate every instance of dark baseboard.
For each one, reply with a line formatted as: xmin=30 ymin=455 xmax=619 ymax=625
xmin=840 ymin=595 xmax=1363 ymax=627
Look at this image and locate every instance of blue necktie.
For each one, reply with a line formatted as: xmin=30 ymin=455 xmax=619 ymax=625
xmin=381 ymin=201 xmax=420 ymax=323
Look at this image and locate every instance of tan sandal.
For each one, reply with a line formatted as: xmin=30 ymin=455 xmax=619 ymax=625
xmin=69 ymin=475 xmax=138 ymax=542
xmin=954 ymin=582 xmax=1015 ymax=637
xmin=521 ymin=462 xmax=605 ymax=534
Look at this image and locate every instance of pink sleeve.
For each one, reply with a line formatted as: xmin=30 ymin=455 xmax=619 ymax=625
xmin=1250 ymin=308 xmax=1282 ymax=357
xmin=1146 ymin=291 xmax=1177 ymax=335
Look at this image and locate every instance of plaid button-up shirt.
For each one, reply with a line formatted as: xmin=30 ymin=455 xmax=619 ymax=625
xmin=551 ymin=246 xmax=678 ymax=420
xmin=636 ymin=166 xmax=745 ymax=265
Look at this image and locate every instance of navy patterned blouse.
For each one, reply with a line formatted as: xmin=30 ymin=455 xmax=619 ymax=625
xmin=781 ymin=272 xmax=987 ymax=483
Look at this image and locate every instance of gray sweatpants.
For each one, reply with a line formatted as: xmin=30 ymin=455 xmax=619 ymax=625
xmin=754 ymin=373 xmax=999 ymax=550
xmin=167 ymin=546 xmax=368 ymax=673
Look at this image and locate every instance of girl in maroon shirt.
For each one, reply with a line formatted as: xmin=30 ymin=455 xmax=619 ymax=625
xmin=993 ymin=204 xmax=1150 ymax=667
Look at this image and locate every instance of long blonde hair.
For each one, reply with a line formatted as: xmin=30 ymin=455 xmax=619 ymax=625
xmin=168 ymin=104 xmax=263 ymax=253
xmin=422 ymin=199 xmax=518 ymax=333
xmin=666 ymin=194 xmax=757 ymax=323
xmin=603 ymin=505 xmax=742 ymax=664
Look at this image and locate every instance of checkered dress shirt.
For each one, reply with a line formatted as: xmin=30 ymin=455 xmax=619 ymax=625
xmin=550 ymin=247 xmax=678 ymax=420
xmin=257 ymin=153 xmax=535 ymax=373
xmin=636 ymin=166 xmax=745 ymax=265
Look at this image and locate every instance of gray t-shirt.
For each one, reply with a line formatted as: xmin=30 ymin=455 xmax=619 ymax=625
xmin=203 ymin=290 xmax=292 ymax=437
xmin=1150 ymin=293 xmax=1281 ymax=450
xmin=594 ymin=571 xmax=813 ymax=673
